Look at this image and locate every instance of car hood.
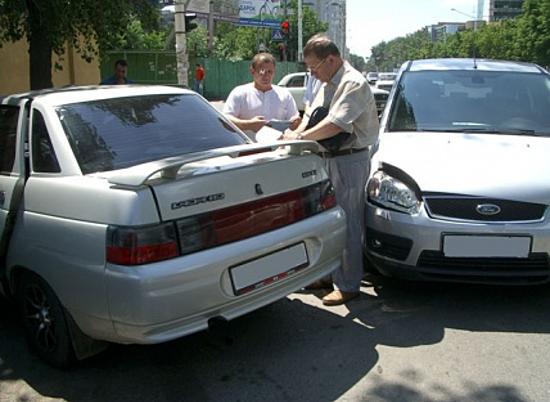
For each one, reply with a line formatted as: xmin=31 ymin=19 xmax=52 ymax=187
xmin=373 ymin=131 xmax=550 ymax=204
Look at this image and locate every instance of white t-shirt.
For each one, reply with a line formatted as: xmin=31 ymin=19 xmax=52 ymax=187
xmin=223 ymin=83 xmax=298 ymax=140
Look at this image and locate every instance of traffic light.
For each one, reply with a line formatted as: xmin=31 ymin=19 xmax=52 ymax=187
xmin=184 ymin=12 xmax=198 ymax=33
xmin=280 ymin=20 xmax=290 ymax=37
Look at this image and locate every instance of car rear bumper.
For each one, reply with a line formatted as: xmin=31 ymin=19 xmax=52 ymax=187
xmin=77 ymin=207 xmax=346 ymax=344
xmin=364 ymin=201 xmax=550 ymax=285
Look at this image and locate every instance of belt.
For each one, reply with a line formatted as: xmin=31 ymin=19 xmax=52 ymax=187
xmin=318 ymin=147 xmax=368 ymax=158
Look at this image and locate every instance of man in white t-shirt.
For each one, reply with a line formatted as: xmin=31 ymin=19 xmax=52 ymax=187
xmin=223 ymin=53 xmax=301 ymax=141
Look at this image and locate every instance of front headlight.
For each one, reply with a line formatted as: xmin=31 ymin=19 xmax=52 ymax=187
xmin=366 ymin=171 xmax=421 ymax=214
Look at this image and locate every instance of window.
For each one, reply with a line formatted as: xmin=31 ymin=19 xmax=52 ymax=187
xmin=56 ymin=94 xmax=248 ymax=174
xmin=32 ymin=111 xmax=60 ymax=173
xmin=388 ymin=70 xmax=550 ymax=135
xmin=287 ymin=75 xmax=305 ymax=87
xmin=0 ymin=106 xmax=19 ymax=175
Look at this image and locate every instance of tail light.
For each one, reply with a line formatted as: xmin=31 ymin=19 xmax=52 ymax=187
xmin=106 ymin=223 xmax=178 ymax=265
xmin=107 ymin=179 xmax=337 ymax=265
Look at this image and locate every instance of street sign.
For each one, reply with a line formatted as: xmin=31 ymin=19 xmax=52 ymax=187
xmin=272 ymin=29 xmax=284 ymax=42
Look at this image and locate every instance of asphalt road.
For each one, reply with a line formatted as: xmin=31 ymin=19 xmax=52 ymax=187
xmin=1 ymin=274 xmax=550 ymax=402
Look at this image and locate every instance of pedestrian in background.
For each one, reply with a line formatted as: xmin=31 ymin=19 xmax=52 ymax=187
xmin=194 ymin=63 xmax=205 ymax=95
xmin=223 ymin=53 xmax=301 ymax=141
xmin=100 ymin=59 xmax=135 ymax=85
xmin=282 ymin=34 xmax=380 ymax=306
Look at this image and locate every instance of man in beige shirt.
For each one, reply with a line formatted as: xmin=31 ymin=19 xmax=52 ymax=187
xmin=282 ymin=34 xmax=380 ymax=306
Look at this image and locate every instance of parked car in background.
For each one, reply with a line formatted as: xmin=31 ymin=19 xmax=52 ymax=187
xmin=279 ymin=71 xmax=387 ymax=119
xmin=365 ymin=58 xmax=550 ymax=285
xmin=371 ymin=86 xmax=389 ymax=118
xmin=375 ymin=72 xmax=398 ymax=92
xmin=0 ymin=86 xmax=346 ymax=367
xmin=366 ymin=72 xmax=379 ymax=85
xmin=277 ymin=72 xmax=307 ymax=113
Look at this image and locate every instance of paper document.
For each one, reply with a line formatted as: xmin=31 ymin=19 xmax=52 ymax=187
xmin=256 ymin=125 xmax=283 ymax=143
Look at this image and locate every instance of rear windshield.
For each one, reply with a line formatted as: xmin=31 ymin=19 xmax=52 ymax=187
xmin=56 ymin=94 xmax=248 ymax=174
xmin=388 ymin=70 xmax=550 ymax=136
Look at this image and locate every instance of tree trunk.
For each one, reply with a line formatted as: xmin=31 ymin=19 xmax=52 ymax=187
xmin=27 ymin=0 xmax=52 ymax=89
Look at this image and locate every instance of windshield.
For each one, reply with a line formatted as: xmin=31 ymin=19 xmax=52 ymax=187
xmin=57 ymin=94 xmax=248 ymax=174
xmin=388 ymin=70 xmax=550 ymax=136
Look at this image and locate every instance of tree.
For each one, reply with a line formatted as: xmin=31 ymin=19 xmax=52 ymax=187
xmin=212 ymin=23 xmax=260 ymax=61
xmin=286 ymin=0 xmax=328 ymax=61
xmin=348 ymin=53 xmax=366 ymax=72
xmin=0 ymin=0 xmax=157 ymax=89
xmin=210 ymin=2 xmax=327 ymax=62
xmin=515 ymin=0 xmax=550 ymax=66
xmin=110 ymin=15 xmax=167 ymax=51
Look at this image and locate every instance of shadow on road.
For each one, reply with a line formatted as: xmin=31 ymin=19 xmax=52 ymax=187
xmin=1 ymin=275 xmax=549 ymax=402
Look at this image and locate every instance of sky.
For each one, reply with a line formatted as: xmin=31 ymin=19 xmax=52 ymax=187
xmin=346 ymin=0 xmax=484 ymax=57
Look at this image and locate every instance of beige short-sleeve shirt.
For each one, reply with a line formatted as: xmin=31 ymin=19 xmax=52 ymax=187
xmin=307 ymin=61 xmax=380 ymax=150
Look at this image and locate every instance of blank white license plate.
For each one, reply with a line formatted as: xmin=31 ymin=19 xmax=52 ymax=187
xmin=230 ymin=243 xmax=309 ymax=295
xmin=443 ymin=235 xmax=531 ymax=258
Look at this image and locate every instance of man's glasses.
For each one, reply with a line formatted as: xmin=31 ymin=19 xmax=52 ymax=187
xmin=307 ymin=57 xmax=327 ymax=72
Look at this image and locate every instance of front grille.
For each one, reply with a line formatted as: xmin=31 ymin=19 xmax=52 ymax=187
xmin=424 ymin=196 xmax=546 ymax=222
xmin=417 ymin=250 xmax=550 ymax=284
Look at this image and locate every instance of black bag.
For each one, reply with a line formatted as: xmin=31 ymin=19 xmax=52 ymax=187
xmin=305 ymin=106 xmax=351 ymax=152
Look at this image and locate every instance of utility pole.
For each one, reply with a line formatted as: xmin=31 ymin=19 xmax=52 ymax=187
xmin=297 ymin=0 xmax=303 ymax=62
xmin=175 ymin=0 xmax=192 ymax=86
xmin=208 ymin=0 xmax=215 ymax=51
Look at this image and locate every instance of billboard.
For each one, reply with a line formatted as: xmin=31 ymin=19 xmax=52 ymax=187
xmin=239 ymin=0 xmax=283 ymax=28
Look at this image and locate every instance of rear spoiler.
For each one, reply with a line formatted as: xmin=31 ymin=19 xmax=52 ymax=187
xmin=103 ymin=141 xmax=320 ymax=187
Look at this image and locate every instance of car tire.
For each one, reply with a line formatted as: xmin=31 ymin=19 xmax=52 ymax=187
xmin=16 ymin=272 xmax=75 ymax=368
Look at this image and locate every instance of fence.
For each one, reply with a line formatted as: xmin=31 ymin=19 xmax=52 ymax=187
xmin=101 ymin=51 xmax=302 ymax=100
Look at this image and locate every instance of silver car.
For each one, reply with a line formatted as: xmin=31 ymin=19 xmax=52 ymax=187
xmin=277 ymin=72 xmax=307 ymax=113
xmin=365 ymin=58 xmax=550 ymax=285
xmin=0 ymin=86 xmax=346 ymax=367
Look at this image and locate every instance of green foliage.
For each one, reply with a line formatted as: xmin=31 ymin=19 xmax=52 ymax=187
xmin=0 ymin=0 xmax=157 ymax=88
xmin=0 ymin=0 xmax=157 ymax=57
xmin=286 ymin=0 xmax=328 ymax=60
xmin=212 ymin=23 xmax=263 ymax=61
xmin=365 ymin=0 xmax=550 ymax=72
xmin=110 ymin=16 xmax=166 ymax=50
xmin=210 ymin=1 xmax=327 ymax=61
xmin=187 ymin=25 xmax=210 ymax=59
xmin=349 ymin=53 xmax=366 ymax=72
xmin=366 ymin=29 xmax=431 ymax=72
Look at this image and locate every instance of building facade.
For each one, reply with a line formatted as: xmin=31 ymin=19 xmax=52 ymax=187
xmin=429 ymin=22 xmax=465 ymax=42
xmin=488 ymin=0 xmax=524 ymax=21
xmin=303 ymin=0 xmax=347 ymax=57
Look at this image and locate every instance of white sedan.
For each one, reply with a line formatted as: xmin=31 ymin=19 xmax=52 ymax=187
xmin=0 ymin=85 xmax=346 ymax=367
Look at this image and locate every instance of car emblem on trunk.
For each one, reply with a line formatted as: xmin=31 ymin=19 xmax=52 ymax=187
xmin=476 ymin=204 xmax=501 ymax=216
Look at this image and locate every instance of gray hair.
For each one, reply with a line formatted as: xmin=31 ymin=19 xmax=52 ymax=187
xmin=303 ymin=34 xmax=340 ymax=59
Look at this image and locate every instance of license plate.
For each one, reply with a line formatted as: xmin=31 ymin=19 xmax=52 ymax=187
xmin=230 ymin=243 xmax=309 ymax=296
xmin=443 ymin=235 xmax=531 ymax=258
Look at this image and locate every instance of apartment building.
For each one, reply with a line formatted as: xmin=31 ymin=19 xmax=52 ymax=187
xmin=303 ymin=0 xmax=347 ymax=57
xmin=488 ymin=0 xmax=524 ymax=21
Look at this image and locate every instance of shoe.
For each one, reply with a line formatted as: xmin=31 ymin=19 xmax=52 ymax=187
xmin=304 ymin=279 xmax=333 ymax=290
xmin=322 ymin=290 xmax=360 ymax=306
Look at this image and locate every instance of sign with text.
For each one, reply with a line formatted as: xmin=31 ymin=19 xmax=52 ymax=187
xmin=239 ymin=0 xmax=283 ymax=28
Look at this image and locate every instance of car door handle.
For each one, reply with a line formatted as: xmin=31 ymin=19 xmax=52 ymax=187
xmin=0 ymin=191 xmax=5 ymax=206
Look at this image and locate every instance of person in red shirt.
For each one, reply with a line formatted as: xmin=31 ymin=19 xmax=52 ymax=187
xmin=194 ymin=63 xmax=205 ymax=95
